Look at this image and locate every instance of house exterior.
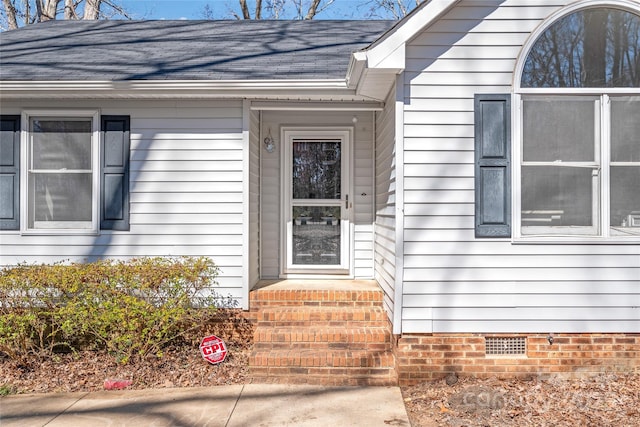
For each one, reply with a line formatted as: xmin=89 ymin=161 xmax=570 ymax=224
xmin=1 ymin=0 xmax=638 ymax=382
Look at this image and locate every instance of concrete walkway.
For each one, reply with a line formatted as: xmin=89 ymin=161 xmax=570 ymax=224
xmin=0 ymin=384 xmax=411 ymax=426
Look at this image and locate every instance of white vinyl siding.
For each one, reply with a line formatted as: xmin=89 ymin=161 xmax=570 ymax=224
xmin=260 ymin=109 xmax=375 ymax=279
xmin=401 ymin=0 xmax=640 ymax=333
xmin=248 ymin=108 xmax=261 ymax=290
xmin=0 ymin=99 xmax=246 ymax=305
xmin=374 ymin=87 xmax=398 ymax=322
xmin=259 ymin=113 xmax=280 ymax=279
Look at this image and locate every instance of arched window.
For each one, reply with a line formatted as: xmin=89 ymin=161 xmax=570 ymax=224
xmin=522 ymin=7 xmax=640 ymax=87
xmin=516 ymin=5 xmax=640 ymax=240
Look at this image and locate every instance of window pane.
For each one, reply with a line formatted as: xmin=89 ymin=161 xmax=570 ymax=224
xmin=292 ymin=205 xmax=340 ymax=265
xmin=31 ymin=119 xmax=92 ymax=170
xmin=611 ymin=167 xmax=640 ymax=232
xmin=522 ymin=8 xmax=640 ymax=87
xmin=611 ymin=97 xmax=640 ymax=163
xmin=523 ymin=99 xmax=595 ymax=162
xmin=292 ymin=140 xmax=341 ymax=199
xmin=521 ymin=166 xmax=594 ymax=229
xmin=29 ymin=173 xmax=92 ymax=227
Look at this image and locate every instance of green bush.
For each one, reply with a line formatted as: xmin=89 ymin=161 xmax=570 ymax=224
xmin=0 ymin=257 xmax=220 ymax=363
xmin=0 ymin=383 xmax=16 ymax=396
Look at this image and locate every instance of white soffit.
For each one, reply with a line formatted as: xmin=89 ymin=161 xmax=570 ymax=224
xmin=355 ymin=68 xmax=399 ymax=101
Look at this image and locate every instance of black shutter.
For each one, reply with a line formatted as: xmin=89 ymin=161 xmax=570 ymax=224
xmin=0 ymin=116 xmax=20 ymax=230
xmin=474 ymin=94 xmax=511 ymax=238
xmin=101 ymin=116 xmax=130 ymax=231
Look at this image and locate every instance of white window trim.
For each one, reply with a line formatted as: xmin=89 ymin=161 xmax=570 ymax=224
xmin=20 ymin=109 xmax=100 ymax=235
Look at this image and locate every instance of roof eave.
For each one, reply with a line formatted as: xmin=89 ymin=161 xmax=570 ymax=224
xmin=346 ymin=0 xmax=460 ymax=100
xmin=362 ymin=0 xmax=461 ymax=69
xmin=0 ymin=79 xmax=379 ymax=101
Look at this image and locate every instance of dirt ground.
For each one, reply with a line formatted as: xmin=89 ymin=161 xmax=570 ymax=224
xmin=1 ymin=310 xmax=638 ymax=426
xmin=401 ymin=373 xmax=640 ymax=427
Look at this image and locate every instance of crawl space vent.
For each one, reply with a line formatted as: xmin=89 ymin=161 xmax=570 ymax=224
xmin=485 ymin=337 xmax=526 ymax=356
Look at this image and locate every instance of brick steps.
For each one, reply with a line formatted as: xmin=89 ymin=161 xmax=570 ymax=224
xmin=250 ymin=367 xmax=397 ymax=386
xmin=251 ymin=349 xmax=395 ymax=368
xmin=256 ymin=306 xmax=390 ymax=327
xmin=249 ymin=288 xmax=384 ymax=309
xmin=248 ymin=283 xmax=397 ymax=386
xmin=250 ymin=349 xmax=397 ymax=386
xmin=253 ymin=326 xmax=392 ymax=350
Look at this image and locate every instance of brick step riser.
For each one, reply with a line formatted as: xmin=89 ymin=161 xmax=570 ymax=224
xmin=250 ymin=367 xmax=396 ymax=377
xmin=250 ymin=290 xmax=383 ymax=301
xmin=250 ymin=352 xmax=395 ymax=368
xmin=258 ymin=310 xmax=388 ymax=318
xmin=250 ymin=291 xmax=383 ymax=309
xmin=256 ymin=311 xmax=389 ymax=324
xmin=251 ymin=379 xmax=396 ymax=386
xmin=253 ymin=342 xmax=393 ymax=351
xmin=249 ymin=350 xmax=397 ymax=386
xmin=256 ymin=321 xmax=390 ymax=328
xmin=249 ymin=374 xmax=397 ymax=387
xmin=253 ymin=332 xmax=393 ymax=344
xmin=249 ymin=362 xmax=396 ymax=370
xmin=250 ymin=301 xmax=383 ymax=310
xmin=250 ymin=296 xmax=384 ymax=302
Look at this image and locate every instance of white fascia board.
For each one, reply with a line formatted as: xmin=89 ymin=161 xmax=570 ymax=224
xmin=0 ymin=79 xmax=355 ymax=100
xmin=250 ymin=101 xmax=384 ymax=111
xmin=359 ymin=0 xmax=460 ymax=70
xmin=346 ymin=53 xmax=367 ymax=90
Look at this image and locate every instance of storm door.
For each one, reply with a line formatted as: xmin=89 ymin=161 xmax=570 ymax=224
xmin=282 ymin=129 xmax=351 ymax=275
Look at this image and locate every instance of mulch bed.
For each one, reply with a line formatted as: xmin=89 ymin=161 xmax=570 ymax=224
xmin=0 ymin=309 xmax=253 ymax=394
xmin=0 ymin=346 xmax=249 ymax=394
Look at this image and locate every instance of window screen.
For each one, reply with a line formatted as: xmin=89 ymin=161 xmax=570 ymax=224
xmin=28 ymin=118 xmax=94 ymax=229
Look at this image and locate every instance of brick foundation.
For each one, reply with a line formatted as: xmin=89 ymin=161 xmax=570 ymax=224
xmin=395 ymin=333 xmax=640 ymax=385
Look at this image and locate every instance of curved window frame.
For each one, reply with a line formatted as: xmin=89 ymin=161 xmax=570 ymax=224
xmin=513 ymin=0 xmax=640 ymax=243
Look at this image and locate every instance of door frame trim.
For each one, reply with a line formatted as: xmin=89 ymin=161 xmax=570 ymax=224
xmin=279 ymin=126 xmax=354 ymax=278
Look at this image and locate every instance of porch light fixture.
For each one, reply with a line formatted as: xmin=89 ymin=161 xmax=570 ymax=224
xmin=264 ymin=128 xmax=275 ymax=153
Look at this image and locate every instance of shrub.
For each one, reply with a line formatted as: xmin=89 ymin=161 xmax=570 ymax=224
xmin=0 ymin=383 xmax=16 ymax=396
xmin=0 ymin=257 xmax=220 ymax=363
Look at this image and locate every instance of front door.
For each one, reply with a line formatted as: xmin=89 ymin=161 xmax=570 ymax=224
xmin=282 ymin=128 xmax=351 ymax=275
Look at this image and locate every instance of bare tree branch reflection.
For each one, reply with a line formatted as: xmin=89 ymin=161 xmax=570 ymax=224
xmin=522 ymin=8 xmax=640 ymax=88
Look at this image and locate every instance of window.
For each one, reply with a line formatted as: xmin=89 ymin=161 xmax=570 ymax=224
xmin=521 ymin=7 xmax=640 ymax=88
xmin=0 ymin=112 xmax=130 ymax=233
xmin=26 ymin=114 xmax=98 ymax=231
xmin=520 ymin=95 xmax=640 ymax=237
xmin=610 ymin=97 xmax=640 ymax=234
xmin=515 ymin=6 xmax=640 ymax=240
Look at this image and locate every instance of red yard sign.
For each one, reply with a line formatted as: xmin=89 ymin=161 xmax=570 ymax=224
xmin=199 ymin=335 xmax=228 ymax=364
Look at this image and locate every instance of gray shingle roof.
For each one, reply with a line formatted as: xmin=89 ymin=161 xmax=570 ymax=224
xmin=0 ymin=20 xmax=394 ymax=81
